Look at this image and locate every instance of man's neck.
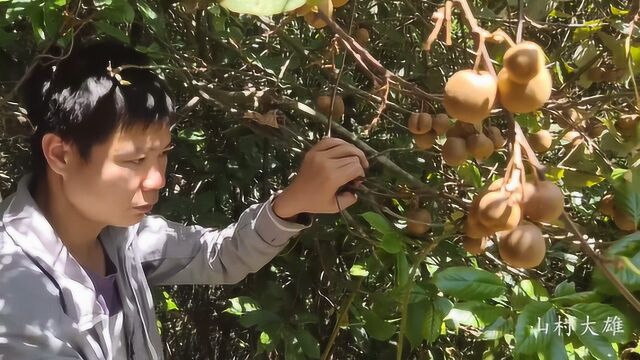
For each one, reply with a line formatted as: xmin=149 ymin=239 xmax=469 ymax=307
xmin=32 ymin=175 xmax=106 ymax=275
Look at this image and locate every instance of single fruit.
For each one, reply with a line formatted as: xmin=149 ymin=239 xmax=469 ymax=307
xmin=477 ymin=191 xmax=521 ymax=231
xmin=463 ymin=236 xmax=488 ymax=255
xmin=599 ymin=194 xmax=615 ymax=217
xmin=527 ymin=129 xmax=553 ymax=153
xmin=446 ymin=121 xmax=476 ymax=138
xmin=587 ymin=120 xmax=605 ymax=138
xmin=442 ymin=137 xmax=468 ymax=166
xmin=615 ymin=115 xmax=638 ymax=137
xmin=295 ymin=4 xmax=313 ymax=16
xmin=464 ymin=215 xmax=493 ymax=238
xmin=558 ymin=108 xmax=584 ymax=128
xmin=413 ymin=131 xmax=437 ymax=150
xmin=332 ymin=0 xmax=349 ymax=7
xmin=304 ymin=0 xmax=334 ymax=28
xmin=354 ymin=28 xmax=370 ymax=46
xmin=406 ymin=209 xmax=432 ymax=236
xmin=466 ymin=133 xmax=494 ymax=160
xmin=443 ymin=70 xmax=497 ymax=124
xmin=486 ymin=126 xmax=506 ymax=149
xmin=613 ymin=208 xmax=637 ymax=232
xmin=503 ymin=41 xmax=546 ymax=84
xmin=522 ymin=181 xmax=564 ymax=222
xmin=407 ymin=112 xmax=432 ymax=135
xmin=563 ymin=131 xmax=583 ymax=147
xmin=586 ymin=67 xmax=605 ymax=82
xmin=432 ymin=113 xmax=451 ymax=135
xmin=316 ymin=95 xmax=344 ymax=120
xmin=498 ymin=224 xmax=546 ymax=269
xmin=497 ymin=68 xmax=552 ymax=113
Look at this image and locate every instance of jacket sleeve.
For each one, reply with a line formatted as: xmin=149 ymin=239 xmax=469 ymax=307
xmin=134 ymin=192 xmax=313 ymax=286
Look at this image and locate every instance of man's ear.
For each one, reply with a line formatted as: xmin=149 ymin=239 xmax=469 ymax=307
xmin=41 ymin=133 xmax=73 ymax=176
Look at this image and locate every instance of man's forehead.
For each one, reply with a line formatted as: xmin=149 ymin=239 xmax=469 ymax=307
xmin=111 ymin=123 xmax=172 ymax=151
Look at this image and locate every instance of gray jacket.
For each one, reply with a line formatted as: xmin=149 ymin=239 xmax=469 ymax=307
xmin=0 ymin=176 xmax=312 ymax=359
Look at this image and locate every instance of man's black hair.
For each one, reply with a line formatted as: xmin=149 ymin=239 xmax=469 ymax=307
xmin=21 ymin=39 xmax=175 ymax=180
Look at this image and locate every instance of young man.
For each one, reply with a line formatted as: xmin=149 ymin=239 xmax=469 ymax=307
xmin=0 ymin=40 xmax=368 ymax=359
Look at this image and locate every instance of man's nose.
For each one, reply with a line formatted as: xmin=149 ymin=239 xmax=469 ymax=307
xmin=142 ymin=162 xmax=166 ymax=190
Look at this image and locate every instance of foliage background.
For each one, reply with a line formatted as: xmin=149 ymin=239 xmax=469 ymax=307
xmin=1 ymin=0 xmax=640 ymax=359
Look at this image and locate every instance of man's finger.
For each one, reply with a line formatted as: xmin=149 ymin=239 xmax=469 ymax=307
xmin=333 ymin=163 xmax=365 ymax=187
xmin=312 ymin=137 xmax=347 ymax=152
xmin=335 ymin=191 xmax=358 ymax=211
xmin=322 ymin=143 xmax=369 ymax=169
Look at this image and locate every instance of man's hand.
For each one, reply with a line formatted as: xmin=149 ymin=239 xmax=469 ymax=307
xmin=272 ymin=137 xmax=369 ymax=219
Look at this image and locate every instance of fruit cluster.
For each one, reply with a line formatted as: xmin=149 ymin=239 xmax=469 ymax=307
xmin=463 ymin=178 xmax=564 ymax=268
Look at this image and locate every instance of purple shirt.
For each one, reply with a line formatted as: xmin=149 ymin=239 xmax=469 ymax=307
xmin=84 ymin=254 xmax=123 ymax=316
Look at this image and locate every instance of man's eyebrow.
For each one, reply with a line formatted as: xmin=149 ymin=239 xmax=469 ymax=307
xmin=148 ymin=142 xmax=175 ymax=152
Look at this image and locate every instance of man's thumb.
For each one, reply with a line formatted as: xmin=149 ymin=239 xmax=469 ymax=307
xmin=335 ymin=191 xmax=358 ymax=211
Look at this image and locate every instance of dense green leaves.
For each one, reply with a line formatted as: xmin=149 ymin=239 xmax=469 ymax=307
xmin=433 ymin=267 xmax=506 ymax=300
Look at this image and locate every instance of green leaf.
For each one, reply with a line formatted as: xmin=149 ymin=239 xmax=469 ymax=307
xmin=610 ymin=5 xmax=629 ymax=16
xmin=94 ymin=21 xmax=129 ymax=43
xmin=458 ymin=162 xmax=483 ymax=188
xmin=514 ymin=301 xmax=556 ymax=355
xmin=433 ymin=267 xmax=506 ymax=300
xmin=219 ymin=0 xmax=306 ymax=15
xmin=597 ymin=32 xmax=627 ymax=69
xmin=592 ymin=252 xmax=640 ymax=294
xmin=570 ymin=303 xmax=632 ymax=345
xmin=446 ymin=301 xmax=509 ymax=329
xmin=610 ymin=170 xmax=640 ymax=227
xmin=349 ymin=264 xmax=369 ymax=277
xmin=163 ymin=291 xmax=179 ymax=312
xmin=406 ymin=300 xmax=428 ymax=349
xmin=551 ymin=291 xmax=603 ymax=306
xmin=573 ymin=20 xmax=604 ymax=42
xmin=361 ymin=211 xmax=394 ymax=234
xmin=238 ymin=309 xmax=280 ymax=329
xmin=606 ymin=231 xmax=640 ymax=256
xmin=512 ymin=279 xmax=550 ymax=310
xmin=225 ymin=296 xmax=260 ymax=315
xmin=423 ymin=297 xmax=453 ymax=343
xmin=363 ymin=309 xmax=397 ymax=341
xmin=380 ymin=232 xmax=405 ymax=254
xmin=553 ymin=281 xmax=576 ymax=297
xmin=481 ymin=316 xmax=513 ymax=340
xmin=395 ymin=253 xmax=409 ymax=286
xmin=296 ymin=329 xmax=320 ymax=359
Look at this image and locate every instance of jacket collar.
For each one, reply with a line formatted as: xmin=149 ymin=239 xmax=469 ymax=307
xmin=2 ymin=175 xmax=107 ymax=330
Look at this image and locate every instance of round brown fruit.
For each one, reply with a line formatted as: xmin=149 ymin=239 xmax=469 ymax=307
xmin=559 ymin=108 xmax=584 ymax=128
xmin=407 ymin=112 xmax=432 ymax=135
xmin=413 ymin=131 xmax=437 ymax=150
xmin=332 ymin=0 xmax=349 ymax=7
xmin=587 ymin=120 xmax=605 ymax=138
xmin=304 ymin=0 xmax=334 ymax=28
xmin=464 ymin=215 xmax=493 ymax=238
xmin=446 ymin=121 xmax=476 ymax=138
xmin=563 ymin=131 xmax=583 ymax=147
xmin=316 ymin=95 xmax=344 ymax=120
xmin=503 ymin=41 xmax=546 ymax=84
xmin=295 ymin=4 xmax=313 ymax=16
xmin=406 ymin=209 xmax=432 ymax=236
xmin=598 ymin=194 xmax=615 ymax=217
xmin=477 ymin=191 xmax=521 ymax=231
xmin=463 ymin=236 xmax=488 ymax=255
xmin=443 ymin=70 xmax=497 ymax=124
xmin=523 ymin=181 xmax=564 ymax=222
xmin=497 ymin=68 xmax=552 ymax=113
xmin=613 ymin=209 xmax=637 ymax=232
xmin=487 ymin=126 xmax=506 ymax=149
xmin=498 ymin=224 xmax=546 ymax=269
xmin=527 ymin=129 xmax=553 ymax=153
xmin=442 ymin=137 xmax=468 ymax=166
xmin=615 ymin=115 xmax=638 ymax=137
xmin=354 ymin=28 xmax=370 ymax=46
xmin=466 ymin=133 xmax=494 ymax=160
xmin=586 ymin=67 xmax=606 ymax=82
xmin=432 ymin=113 xmax=451 ymax=135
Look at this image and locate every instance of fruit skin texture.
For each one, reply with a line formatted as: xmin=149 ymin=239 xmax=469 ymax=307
xmin=407 ymin=113 xmax=432 ymax=135
xmin=332 ymin=0 xmax=349 ymax=7
xmin=527 ymin=129 xmax=553 ymax=153
xmin=522 ymin=181 xmax=564 ymax=222
xmin=613 ymin=208 xmax=637 ymax=232
xmin=497 ymin=67 xmax=552 ymax=113
xmin=466 ymin=133 xmax=494 ymax=160
xmin=316 ymin=95 xmax=344 ymax=120
xmin=503 ymin=41 xmax=546 ymax=84
xmin=477 ymin=191 xmax=521 ymax=231
xmin=413 ymin=131 xmax=437 ymax=150
xmin=498 ymin=224 xmax=546 ymax=269
xmin=463 ymin=236 xmax=488 ymax=255
xmin=598 ymin=194 xmax=615 ymax=217
xmin=615 ymin=116 xmax=638 ymax=137
xmin=443 ymin=70 xmax=497 ymax=125
xmin=442 ymin=137 xmax=468 ymax=166
xmin=446 ymin=121 xmax=475 ymax=138
xmin=432 ymin=113 xmax=451 ymax=135
xmin=406 ymin=209 xmax=432 ymax=236
xmin=304 ymin=0 xmax=334 ymax=28
xmin=354 ymin=28 xmax=369 ymax=46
